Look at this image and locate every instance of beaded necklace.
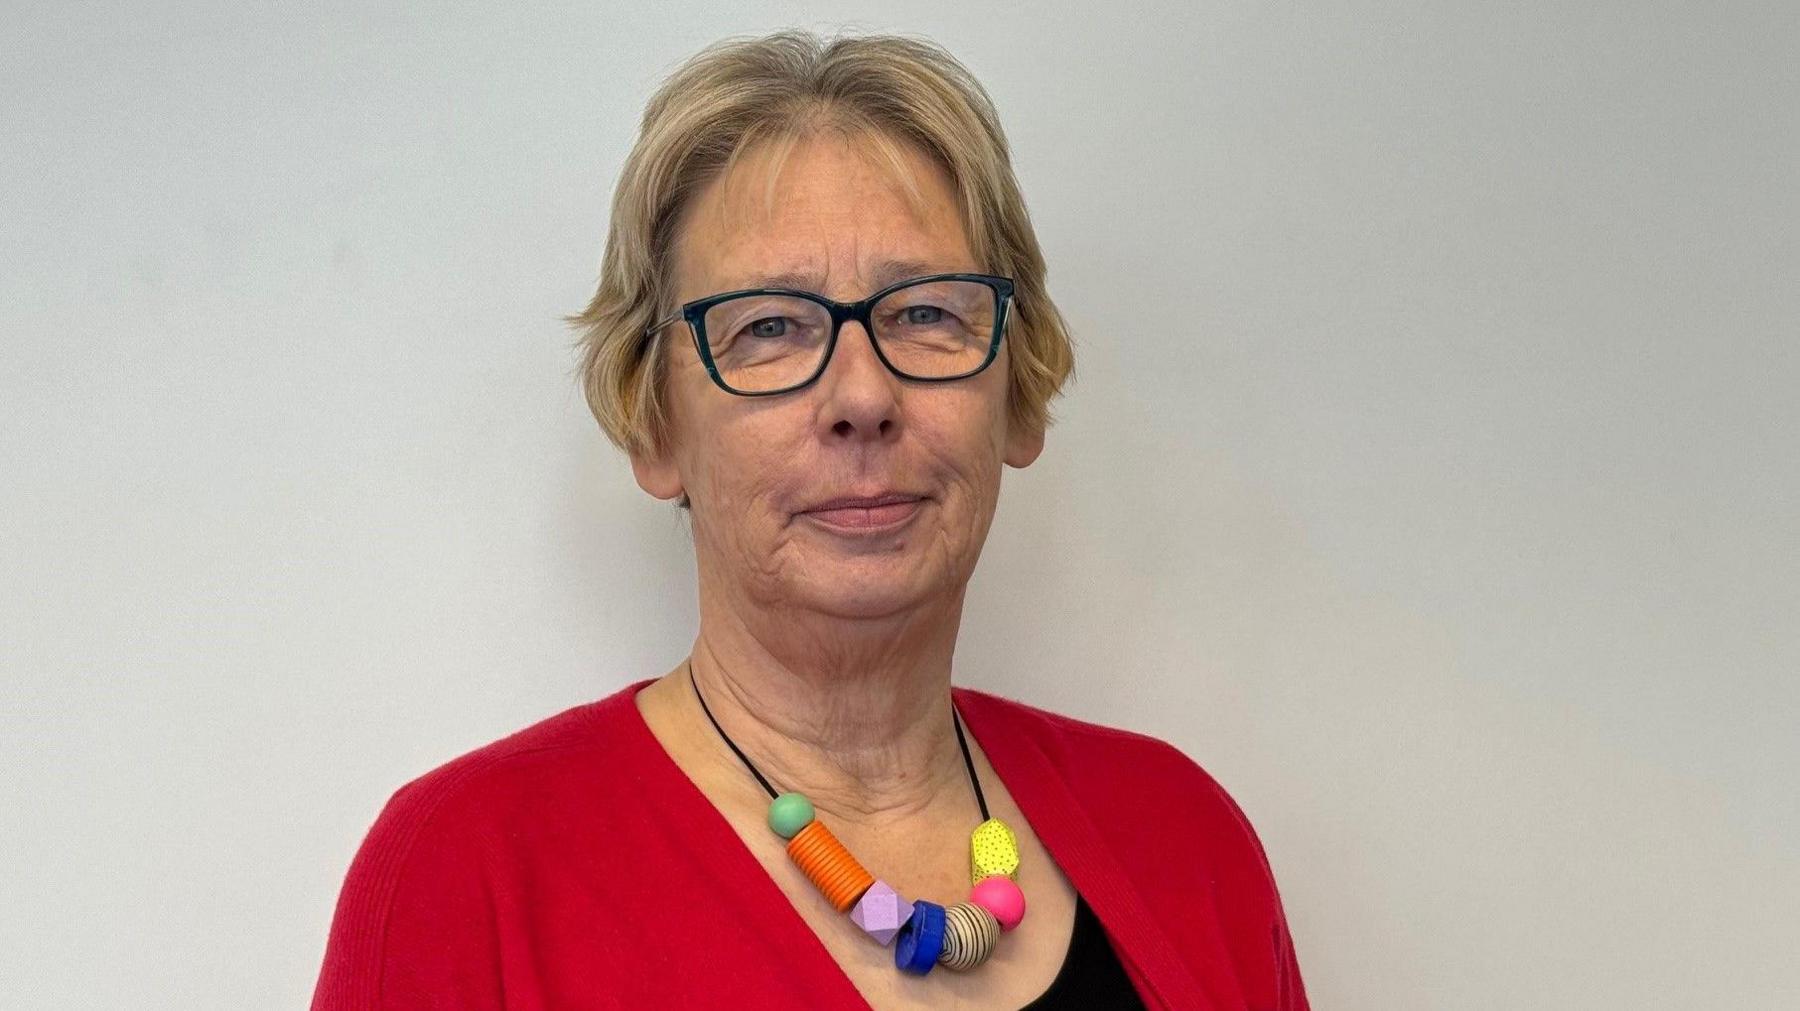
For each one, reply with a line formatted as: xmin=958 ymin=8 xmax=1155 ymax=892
xmin=689 ymin=662 xmax=1028 ymax=975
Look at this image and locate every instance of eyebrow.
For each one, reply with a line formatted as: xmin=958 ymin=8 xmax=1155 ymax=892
xmin=726 ymin=259 xmax=959 ymax=294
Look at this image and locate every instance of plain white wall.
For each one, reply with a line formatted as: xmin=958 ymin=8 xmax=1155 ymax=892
xmin=3 ymin=2 xmax=1794 ymax=1007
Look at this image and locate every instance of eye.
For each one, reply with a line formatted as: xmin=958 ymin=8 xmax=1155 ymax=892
xmin=747 ymin=317 xmax=788 ymax=338
xmin=901 ymin=305 xmax=945 ymax=325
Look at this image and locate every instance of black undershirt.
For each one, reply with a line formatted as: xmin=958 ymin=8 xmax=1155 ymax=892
xmin=1015 ymin=892 xmax=1145 ymax=1009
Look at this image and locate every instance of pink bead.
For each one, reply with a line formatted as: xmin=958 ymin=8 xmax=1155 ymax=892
xmin=969 ymin=874 xmax=1026 ymax=931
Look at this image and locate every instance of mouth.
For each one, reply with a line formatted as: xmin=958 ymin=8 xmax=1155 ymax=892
xmin=797 ymin=492 xmax=926 ymax=532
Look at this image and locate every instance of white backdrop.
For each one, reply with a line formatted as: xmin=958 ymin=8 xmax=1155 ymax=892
xmin=4 ymin=2 xmax=1795 ymax=1008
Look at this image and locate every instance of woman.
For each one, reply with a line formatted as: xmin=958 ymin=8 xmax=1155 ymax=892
xmin=313 ymin=30 xmax=1307 ymax=1010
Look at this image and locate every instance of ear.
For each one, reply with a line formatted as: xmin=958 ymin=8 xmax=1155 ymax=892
xmin=1003 ymin=416 xmax=1045 ymax=469
xmin=629 ymin=444 xmax=686 ymax=501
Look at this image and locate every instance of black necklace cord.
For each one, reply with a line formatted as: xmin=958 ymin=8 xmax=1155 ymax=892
xmin=953 ymin=704 xmax=991 ymax=822
xmin=687 ymin=660 xmax=989 ymax=822
xmin=690 ymin=661 xmax=782 ymax=800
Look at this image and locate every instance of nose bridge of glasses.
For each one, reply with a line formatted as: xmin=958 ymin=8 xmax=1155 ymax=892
xmin=830 ymin=294 xmax=881 ymax=342
xmin=820 ymin=296 xmax=893 ymax=379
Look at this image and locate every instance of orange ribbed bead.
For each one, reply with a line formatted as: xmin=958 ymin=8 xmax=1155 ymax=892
xmin=786 ymin=820 xmax=875 ymax=912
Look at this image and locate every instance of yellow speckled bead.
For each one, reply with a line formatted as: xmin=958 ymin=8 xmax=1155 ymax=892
xmin=968 ymin=817 xmax=1020 ymax=883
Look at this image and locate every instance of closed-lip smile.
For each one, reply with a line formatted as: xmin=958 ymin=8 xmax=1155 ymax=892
xmin=799 ymin=492 xmax=926 ymax=531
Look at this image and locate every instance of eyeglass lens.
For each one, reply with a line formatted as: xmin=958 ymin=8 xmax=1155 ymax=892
xmin=700 ymin=279 xmax=998 ymax=393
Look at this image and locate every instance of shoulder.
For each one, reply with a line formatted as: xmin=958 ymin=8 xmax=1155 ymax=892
xmin=953 ymin=684 xmax=1190 ymax=757
xmin=953 ymin=685 xmax=1229 ymax=793
xmin=373 ymin=683 xmax=644 ymax=836
xmin=952 ymin=686 xmax=1308 ymax=1006
xmin=952 ymin=685 xmax=1280 ymax=875
xmin=345 ymin=679 xmax=664 ymax=881
xmin=312 ymin=680 xmax=654 ymax=1008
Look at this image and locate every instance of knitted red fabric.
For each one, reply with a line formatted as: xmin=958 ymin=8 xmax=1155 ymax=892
xmin=311 ymin=679 xmax=1309 ymax=1010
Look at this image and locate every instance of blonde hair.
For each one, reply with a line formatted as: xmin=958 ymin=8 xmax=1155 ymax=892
xmin=568 ymin=30 xmax=1075 ymax=458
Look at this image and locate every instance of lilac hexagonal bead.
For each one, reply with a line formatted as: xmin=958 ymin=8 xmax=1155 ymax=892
xmin=849 ymin=879 xmax=914 ymax=946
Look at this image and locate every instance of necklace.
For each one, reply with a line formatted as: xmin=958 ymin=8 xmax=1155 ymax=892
xmin=688 ymin=661 xmax=1028 ymax=975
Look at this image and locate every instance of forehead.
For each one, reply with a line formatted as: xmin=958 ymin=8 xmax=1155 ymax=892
xmin=672 ymin=130 xmax=977 ymax=297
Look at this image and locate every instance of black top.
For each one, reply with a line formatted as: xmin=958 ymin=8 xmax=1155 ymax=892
xmin=1016 ymin=893 xmax=1145 ymax=1009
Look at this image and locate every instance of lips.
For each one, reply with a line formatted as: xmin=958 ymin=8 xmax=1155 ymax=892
xmin=799 ymin=492 xmax=925 ymax=530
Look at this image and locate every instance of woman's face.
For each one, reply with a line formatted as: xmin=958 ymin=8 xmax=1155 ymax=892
xmin=634 ymin=131 xmax=1043 ymax=621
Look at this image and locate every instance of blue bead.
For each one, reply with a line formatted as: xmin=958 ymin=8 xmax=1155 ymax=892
xmin=894 ymin=899 xmax=946 ymax=974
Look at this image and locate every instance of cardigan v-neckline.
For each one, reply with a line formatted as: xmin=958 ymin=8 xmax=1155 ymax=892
xmin=617 ymin=678 xmax=1224 ymax=1010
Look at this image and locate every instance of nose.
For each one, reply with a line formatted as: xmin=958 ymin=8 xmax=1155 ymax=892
xmin=814 ymin=318 xmax=901 ymax=444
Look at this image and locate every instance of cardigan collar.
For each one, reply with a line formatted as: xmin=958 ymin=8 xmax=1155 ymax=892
xmin=618 ymin=677 xmax=1233 ymax=1009
xmin=953 ymin=685 xmax=1242 ymax=1010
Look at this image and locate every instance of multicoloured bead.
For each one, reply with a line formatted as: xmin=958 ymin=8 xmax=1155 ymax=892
xmin=938 ymin=901 xmax=1001 ymax=970
xmin=969 ymin=817 xmax=1020 ymax=883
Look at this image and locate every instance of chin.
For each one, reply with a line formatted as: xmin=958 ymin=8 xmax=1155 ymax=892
xmin=788 ymin=564 xmax=947 ymax=620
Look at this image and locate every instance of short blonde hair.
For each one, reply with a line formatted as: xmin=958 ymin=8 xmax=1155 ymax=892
xmin=569 ymin=30 xmax=1075 ymax=458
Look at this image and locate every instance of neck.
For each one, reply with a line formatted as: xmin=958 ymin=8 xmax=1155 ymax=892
xmin=682 ymin=579 xmax=974 ymax=827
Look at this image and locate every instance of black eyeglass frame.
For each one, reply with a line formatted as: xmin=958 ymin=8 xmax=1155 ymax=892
xmin=643 ymin=272 xmax=1016 ymax=397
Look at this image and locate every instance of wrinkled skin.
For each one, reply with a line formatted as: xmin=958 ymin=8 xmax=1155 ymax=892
xmin=632 ymin=130 xmax=1043 ymax=633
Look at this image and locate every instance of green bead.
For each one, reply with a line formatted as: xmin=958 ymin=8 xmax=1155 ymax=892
xmin=768 ymin=792 xmax=815 ymax=838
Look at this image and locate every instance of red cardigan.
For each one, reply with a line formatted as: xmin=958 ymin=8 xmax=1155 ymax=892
xmin=311 ymin=679 xmax=1309 ymax=1009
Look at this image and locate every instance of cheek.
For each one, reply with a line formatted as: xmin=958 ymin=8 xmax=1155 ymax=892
xmin=685 ymin=408 xmax=805 ymax=517
xmin=922 ymin=388 xmax=1010 ymax=501
xmin=964 ymin=366 xmax=1016 ymax=457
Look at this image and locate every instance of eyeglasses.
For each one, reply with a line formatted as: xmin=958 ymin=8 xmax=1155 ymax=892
xmin=643 ymin=272 xmax=1015 ymax=396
